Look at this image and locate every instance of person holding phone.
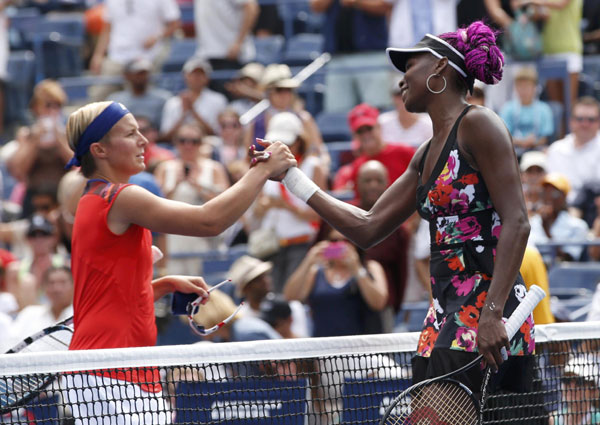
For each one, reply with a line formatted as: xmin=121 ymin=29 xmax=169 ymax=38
xmin=283 ymin=228 xmax=388 ymax=337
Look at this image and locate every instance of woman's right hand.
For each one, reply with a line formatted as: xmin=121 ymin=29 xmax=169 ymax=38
xmin=306 ymin=241 xmax=329 ymax=265
xmin=253 ymin=139 xmax=297 ymax=180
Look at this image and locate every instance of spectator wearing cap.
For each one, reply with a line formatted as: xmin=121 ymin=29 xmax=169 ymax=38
xmin=499 ymin=66 xmax=554 ymax=155
xmin=226 ymin=62 xmax=265 ymax=116
xmin=160 ymin=57 xmax=228 ymax=141
xmin=155 ymin=123 xmax=230 ymax=275
xmin=311 ymin=0 xmax=391 ymax=112
xmin=193 ymin=0 xmax=259 ymax=70
xmin=378 ymin=77 xmax=433 ymax=148
xmin=7 ymin=266 xmax=73 ymax=348
xmin=520 ymin=150 xmax=548 ymax=217
xmin=252 ymin=112 xmax=327 ymax=289
xmin=332 ymin=103 xmax=416 ymax=197
xmin=245 ymin=64 xmax=327 ymax=168
xmin=528 ymin=173 xmax=589 ymax=262
xmin=259 ymin=294 xmax=295 ymax=338
xmin=549 ymin=355 xmax=600 ymax=424
xmin=89 ymin=0 xmax=181 ymax=100
xmin=228 ymin=255 xmax=309 ymax=337
xmin=546 ymin=97 xmax=600 ymax=204
xmin=107 ymin=59 xmax=172 ymax=130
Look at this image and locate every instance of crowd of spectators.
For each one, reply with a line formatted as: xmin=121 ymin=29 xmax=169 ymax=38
xmin=0 ymin=0 xmax=599 ymax=356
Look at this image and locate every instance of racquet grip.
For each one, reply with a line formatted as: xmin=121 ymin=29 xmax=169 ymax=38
xmin=504 ymin=285 xmax=546 ymax=340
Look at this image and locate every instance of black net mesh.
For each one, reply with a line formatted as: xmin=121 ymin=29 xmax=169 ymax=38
xmin=1 ymin=337 xmax=599 ymax=424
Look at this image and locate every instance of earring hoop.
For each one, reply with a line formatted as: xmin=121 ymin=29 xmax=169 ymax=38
xmin=426 ymin=74 xmax=447 ymax=94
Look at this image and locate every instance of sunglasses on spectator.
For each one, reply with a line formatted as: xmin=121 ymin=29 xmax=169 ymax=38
xmin=27 ymin=231 xmax=52 ymax=238
xmin=176 ymin=137 xmax=202 ymax=145
xmin=572 ymin=115 xmax=600 ymax=123
xmin=186 ymin=279 xmax=244 ymax=336
xmin=356 ymin=126 xmax=375 ymax=135
xmin=33 ymin=203 xmax=54 ymax=212
xmin=273 ymin=87 xmax=293 ymax=93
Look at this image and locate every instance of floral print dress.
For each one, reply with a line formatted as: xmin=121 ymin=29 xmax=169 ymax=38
xmin=415 ymin=106 xmax=534 ymax=359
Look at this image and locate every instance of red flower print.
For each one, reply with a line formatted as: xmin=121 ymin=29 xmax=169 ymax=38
xmin=458 ymin=305 xmax=480 ymax=328
xmin=428 ymin=184 xmax=453 ymax=207
xmin=475 ymin=291 xmax=487 ymax=308
xmin=418 ymin=327 xmax=439 ymax=356
xmin=446 ymin=255 xmax=465 ymax=272
xmin=458 ymin=173 xmax=479 ymax=186
xmin=455 ymin=216 xmax=482 ymax=240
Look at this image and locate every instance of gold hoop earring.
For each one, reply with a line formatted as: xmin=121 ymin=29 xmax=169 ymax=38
xmin=426 ymin=74 xmax=447 ymax=94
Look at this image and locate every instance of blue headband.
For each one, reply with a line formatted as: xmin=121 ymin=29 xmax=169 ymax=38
xmin=66 ymin=102 xmax=130 ymax=169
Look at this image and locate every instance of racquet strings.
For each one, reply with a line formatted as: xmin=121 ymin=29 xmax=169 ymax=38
xmin=20 ymin=327 xmax=73 ymax=353
xmin=383 ymin=380 xmax=478 ymax=425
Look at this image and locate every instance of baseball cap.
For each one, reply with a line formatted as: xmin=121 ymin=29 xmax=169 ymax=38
xmin=261 ymin=64 xmax=299 ymax=89
xmin=348 ymin=103 xmax=379 ymax=132
xmin=519 ymin=151 xmax=547 ymax=172
xmin=27 ymin=214 xmax=54 ymax=237
xmin=228 ymin=255 xmax=273 ymax=297
xmin=183 ymin=56 xmax=212 ymax=75
xmin=542 ymin=173 xmax=571 ymax=196
xmin=265 ymin=112 xmax=304 ymax=145
xmin=259 ymin=293 xmax=292 ymax=327
xmin=125 ymin=58 xmax=152 ymax=73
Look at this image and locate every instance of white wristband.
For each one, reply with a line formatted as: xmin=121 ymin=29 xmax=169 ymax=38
xmin=282 ymin=167 xmax=319 ymax=203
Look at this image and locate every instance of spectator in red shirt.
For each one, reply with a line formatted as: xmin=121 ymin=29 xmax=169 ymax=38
xmin=333 ymin=103 xmax=416 ymax=197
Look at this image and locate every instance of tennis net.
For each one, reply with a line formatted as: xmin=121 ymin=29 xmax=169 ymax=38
xmin=1 ymin=322 xmax=599 ymax=424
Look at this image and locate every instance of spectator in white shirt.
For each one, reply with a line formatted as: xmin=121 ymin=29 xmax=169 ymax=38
xmin=378 ymin=78 xmax=433 ymax=148
xmin=7 ymin=266 xmax=73 ymax=347
xmin=160 ymin=57 xmax=228 ymax=140
xmin=89 ymin=0 xmax=181 ymax=100
xmin=528 ymin=173 xmax=590 ymax=262
xmin=546 ymin=97 xmax=600 ymax=203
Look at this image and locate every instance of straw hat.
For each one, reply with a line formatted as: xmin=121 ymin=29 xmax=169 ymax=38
xmin=228 ymin=255 xmax=273 ymax=297
xmin=261 ymin=64 xmax=299 ymax=89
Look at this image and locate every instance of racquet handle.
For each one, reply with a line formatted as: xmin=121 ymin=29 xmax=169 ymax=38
xmin=504 ymin=284 xmax=546 ymax=340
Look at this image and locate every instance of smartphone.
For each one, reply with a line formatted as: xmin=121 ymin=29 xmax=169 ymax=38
xmin=171 ymin=291 xmax=198 ymax=315
xmin=323 ymin=242 xmax=347 ymax=260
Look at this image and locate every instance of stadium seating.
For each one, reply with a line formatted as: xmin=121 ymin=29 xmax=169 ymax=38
xmin=547 ymin=101 xmax=564 ymax=143
xmin=395 ymin=301 xmax=430 ymax=332
xmin=59 ymin=75 xmax=124 ymax=104
xmin=254 ymin=35 xmax=285 ymax=65
xmin=327 ymin=141 xmax=354 ymax=173
xmin=315 ymin=111 xmax=352 ymax=143
xmin=5 ymin=50 xmax=36 ymax=124
xmin=162 ymin=38 xmax=197 ymax=73
xmin=548 ymin=262 xmax=600 ymax=294
xmin=282 ymin=33 xmax=325 ymax=66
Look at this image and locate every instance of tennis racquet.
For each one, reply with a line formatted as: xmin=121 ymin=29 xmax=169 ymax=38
xmin=380 ymin=285 xmax=546 ymax=425
xmin=0 ymin=316 xmax=74 ymax=414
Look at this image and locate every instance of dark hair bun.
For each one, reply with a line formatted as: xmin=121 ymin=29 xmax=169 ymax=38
xmin=440 ymin=21 xmax=504 ymax=85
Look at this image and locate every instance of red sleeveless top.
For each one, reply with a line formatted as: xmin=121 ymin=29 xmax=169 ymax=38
xmin=69 ymin=181 xmax=159 ymax=391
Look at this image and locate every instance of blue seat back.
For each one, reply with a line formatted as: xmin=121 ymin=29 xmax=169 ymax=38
xmin=315 ymin=111 xmax=352 ymax=143
xmin=548 ymin=263 xmax=600 ymax=293
xmin=254 ymin=35 xmax=285 ymax=65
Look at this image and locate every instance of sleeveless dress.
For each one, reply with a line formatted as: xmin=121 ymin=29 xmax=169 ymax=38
xmin=415 ymin=106 xmax=534 ymax=359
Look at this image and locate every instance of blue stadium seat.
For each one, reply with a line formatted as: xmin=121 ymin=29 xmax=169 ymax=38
xmin=7 ymin=7 xmax=42 ymax=50
xmin=547 ymin=101 xmax=563 ymax=143
xmin=315 ymin=111 xmax=352 ymax=143
xmin=327 ymin=141 xmax=354 ymax=173
xmin=154 ymin=72 xmax=185 ymax=94
xmin=548 ymin=262 xmax=600 ymax=294
xmin=282 ymin=33 xmax=324 ymax=66
xmin=162 ymin=38 xmax=197 ymax=73
xmin=5 ymin=50 xmax=36 ymax=124
xmin=395 ymin=301 xmax=430 ymax=332
xmin=254 ymin=35 xmax=285 ymax=65
xmin=59 ymin=75 xmax=124 ymax=104
xmin=583 ymin=55 xmax=600 ymax=80
xmin=277 ymin=0 xmax=324 ymax=38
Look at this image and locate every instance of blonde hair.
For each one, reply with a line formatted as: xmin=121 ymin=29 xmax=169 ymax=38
xmin=66 ymin=101 xmax=113 ymax=178
xmin=192 ymin=289 xmax=241 ymax=329
xmin=31 ymin=79 xmax=68 ymax=110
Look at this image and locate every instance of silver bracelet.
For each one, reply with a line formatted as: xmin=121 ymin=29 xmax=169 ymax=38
xmin=485 ymin=301 xmax=497 ymax=312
